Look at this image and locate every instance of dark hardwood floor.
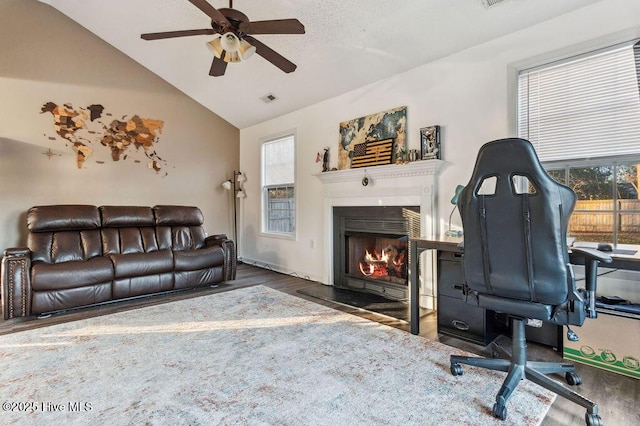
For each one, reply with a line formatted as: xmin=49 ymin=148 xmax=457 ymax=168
xmin=1 ymin=264 xmax=637 ymax=425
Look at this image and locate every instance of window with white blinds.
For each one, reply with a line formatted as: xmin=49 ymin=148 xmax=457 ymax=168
xmin=261 ymin=134 xmax=295 ymax=236
xmin=518 ymin=40 xmax=640 ymax=162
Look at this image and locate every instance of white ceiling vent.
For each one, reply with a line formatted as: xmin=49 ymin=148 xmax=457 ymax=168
xmin=261 ymin=93 xmax=278 ymax=104
xmin=480 ymin=0 xmax=507 ymax=8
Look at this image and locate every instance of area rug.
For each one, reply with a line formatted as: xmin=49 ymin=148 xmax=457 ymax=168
xmin=0 ymin=286 xmax=554 ymax=425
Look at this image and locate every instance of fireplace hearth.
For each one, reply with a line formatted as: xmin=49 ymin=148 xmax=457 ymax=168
xmin=333 ymin=206 xmax=420 ymax=300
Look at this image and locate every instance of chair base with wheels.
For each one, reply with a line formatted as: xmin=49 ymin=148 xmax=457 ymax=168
xmin=450 ymin=318 xmax=602 ymax=425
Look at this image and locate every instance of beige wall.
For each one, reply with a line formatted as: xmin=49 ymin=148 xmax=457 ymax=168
xmin=0 ymin=0 xmax=239 ymax=250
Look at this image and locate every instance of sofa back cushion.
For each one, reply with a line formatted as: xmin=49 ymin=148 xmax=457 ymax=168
xmin=27 ymin=205 xmax=103 ymax=263
xmin=153 ymin=205 xmax=207 ymax=250
xmin=100 ymin=206 xmax=159 ymax=254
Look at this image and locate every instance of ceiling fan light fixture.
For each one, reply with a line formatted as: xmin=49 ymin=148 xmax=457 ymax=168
xmin=206 ymin=35 xmax=224 ymax=58
xmin=220 ymin=32 xmax=241 ymax=53
xmin=239 ymin=39 xmax=256 ymax=60
xmin=225 ymin=51 xmax=241 ymax=63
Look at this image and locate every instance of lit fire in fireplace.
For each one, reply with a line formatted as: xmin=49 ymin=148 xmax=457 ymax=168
xmin=358 ymin=245 xmax=405 ymax=278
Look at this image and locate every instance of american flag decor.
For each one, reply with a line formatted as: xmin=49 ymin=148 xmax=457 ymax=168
xmin=350 ymin=139 xmax=394 ymax=168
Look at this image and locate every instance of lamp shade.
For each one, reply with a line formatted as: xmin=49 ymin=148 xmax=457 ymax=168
xmin=220 ymin=32 xmax=240 ymax=53
xmin=239 ymin=39 xmax=256 ymax=60
xmin=236 ymin=190 xmax=246 ymax=198
xmin=236 ymin=173 xmax=246 ymax=183
xmin=222 ymin=180 xmax=232 ymax=190
xmin=451 ymin=185 xmax=465 ymax=205
xmin=206 ymin=36 xmax=223 ymax=58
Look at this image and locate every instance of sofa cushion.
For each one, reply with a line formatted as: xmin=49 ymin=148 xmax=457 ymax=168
xmin=109 ymin=250 xmax=174 ymax=279
xmin=102 ymin=227 xmax=159 ymax=255
xmin=31 ymin=257 xmax=114 ymax=291
xmin=153 ymin=205 xmax=203 ymax=226
xmin=29 ymin=230 xmax=103 ymax=264
xmin=174 ymin=246 xmax=224 ymax=271
xmin=28 ymin=205 xmax=100 ymax=232
xmin=113 ymin=274 xmax=174 ymax=299
xmin=100 ymin=206 xmax=154 ymax=227
xmin=31 ymin=283 xmax=112 ymax=314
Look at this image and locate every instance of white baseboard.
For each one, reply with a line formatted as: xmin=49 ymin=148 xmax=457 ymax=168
xmin=239 ymin=257 xmax=325 ymax=284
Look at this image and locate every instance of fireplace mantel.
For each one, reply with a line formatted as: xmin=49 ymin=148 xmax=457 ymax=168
xmin=314 ymin=160 xmax=445 ymax=185
xmin=315 ymin=160 xmax=445 ymax=297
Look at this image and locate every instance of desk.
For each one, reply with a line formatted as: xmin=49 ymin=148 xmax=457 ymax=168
xmin=410 ymin=237 xmax=504 ymax=345
xmin=409 ymin=237 xmax=462 ymax=335
xmin=410 ymin=237 xmax=640 ymax=343
xmin=570 ymin=243 xmax=640 ymax=271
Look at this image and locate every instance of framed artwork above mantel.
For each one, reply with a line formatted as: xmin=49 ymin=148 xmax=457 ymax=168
xmin=337 ymin=106 xmax=407 ymax=170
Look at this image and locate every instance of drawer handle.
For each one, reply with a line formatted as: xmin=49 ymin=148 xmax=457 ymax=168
xmin=451 ymin=320 xmax=470 ymax=331
xmin=452 ymin=284 xmax=464 ymax=292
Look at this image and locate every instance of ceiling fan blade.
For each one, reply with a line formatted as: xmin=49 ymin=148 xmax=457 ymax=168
xmin=141 ymin=29 xmax=215 ymax=40
xmin=244 ymin=36 xmax=297 ymax=73
xmin=209 ymin=55 xmax=228 ymax=77
xmin=240 ymin=19 xmax=305 ymax=35
xmin=188 ymin=0 xmax=232 ymax=28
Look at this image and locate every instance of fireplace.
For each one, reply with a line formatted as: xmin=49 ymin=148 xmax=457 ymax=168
xmin=315 ymin=160 xmax=443 ymax=309
xmin=333 ymin=206 xmax=420 ymax=300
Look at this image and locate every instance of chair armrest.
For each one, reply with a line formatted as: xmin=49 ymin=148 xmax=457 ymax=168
xmin=570 ymin=247 xmax=612 ymax=319
xmin=1 ymin=248 xmax=33 ymax=319
xmin=570 ymin=247 xmax=613 ymax=264
xmin=205 ymin=234 xmax=236 ymax=281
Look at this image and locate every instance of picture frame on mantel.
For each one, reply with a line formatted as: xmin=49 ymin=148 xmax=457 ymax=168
xmin=420 ymin=125 xmax=441 ymax=160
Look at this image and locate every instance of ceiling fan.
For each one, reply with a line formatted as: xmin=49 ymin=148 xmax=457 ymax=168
xmin=141 ymin=0 xmax=305 ymax=77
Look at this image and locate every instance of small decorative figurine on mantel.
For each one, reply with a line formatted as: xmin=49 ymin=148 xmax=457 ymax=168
xmin=316 ymin=147 xmax=330 ymax=172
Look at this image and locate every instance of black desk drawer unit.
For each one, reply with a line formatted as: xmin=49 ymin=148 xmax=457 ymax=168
xmin=437 ymin=252 xmax=500 ymax=346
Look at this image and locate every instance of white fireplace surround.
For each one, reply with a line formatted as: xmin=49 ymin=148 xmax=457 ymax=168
xmin=315 ymin=160 xmax=445 ymax=296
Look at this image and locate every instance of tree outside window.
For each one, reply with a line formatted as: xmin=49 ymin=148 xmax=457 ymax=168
xmin=548 ymin=163 xmax=640 ymax=244
xmin=261 ymin=135 xmax=295 ymax=236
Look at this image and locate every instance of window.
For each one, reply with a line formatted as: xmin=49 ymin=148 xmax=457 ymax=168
xmin=518 ymin=40 xmax=640 ymax=245
xmin=261 ymin=134 xmax=295 ymax=236
xmin=546 ymin=162 xmax=640 ymax=244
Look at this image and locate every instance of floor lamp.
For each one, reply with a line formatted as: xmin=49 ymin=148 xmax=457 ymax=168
xmin=222 ymin=171 xmax=246 ymax=262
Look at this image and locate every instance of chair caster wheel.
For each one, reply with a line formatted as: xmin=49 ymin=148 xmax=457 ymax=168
xmin=565 ymin=371 xmax=582 ymax=386
xmin=585 ymin=412 xmax=602 ymax=426
xmin=492 ymin=403 xmax=507 ymax=420
xmin=450 ymin=363 xmax=463 ymax=376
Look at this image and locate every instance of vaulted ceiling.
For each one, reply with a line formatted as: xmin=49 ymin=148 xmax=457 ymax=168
xmin=38 ymin=0 xmax=601 ymax=128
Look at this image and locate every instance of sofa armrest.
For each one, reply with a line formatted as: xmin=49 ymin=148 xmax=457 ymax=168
xmin=205 ymin=234 xmax=236 ymax=281
xmin=1 ymin=248 xmax=32 ymax=319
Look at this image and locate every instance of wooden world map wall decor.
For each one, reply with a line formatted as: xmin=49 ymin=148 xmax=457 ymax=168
xmin=40 ymin=102 xmax=167 ymax=175
xmin=337 ymin=106 xmax=407 ymax=170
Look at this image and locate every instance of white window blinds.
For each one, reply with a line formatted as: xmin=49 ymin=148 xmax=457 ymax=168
xmin=518 ymin=41 xmax=640 ymax=162
xmin=262 ymin=135 xmax=294 ymax=186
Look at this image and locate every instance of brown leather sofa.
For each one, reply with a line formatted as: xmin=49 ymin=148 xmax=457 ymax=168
xmin=1 ymin=205 xmax=236 ymax=319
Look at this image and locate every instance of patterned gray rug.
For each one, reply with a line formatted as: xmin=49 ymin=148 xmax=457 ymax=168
xmin=0 ymin=286 xmax=554 ymax=425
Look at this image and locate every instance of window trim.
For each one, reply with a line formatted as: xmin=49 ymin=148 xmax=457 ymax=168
xmin=260 ymin=131 xmax=297 ymax=240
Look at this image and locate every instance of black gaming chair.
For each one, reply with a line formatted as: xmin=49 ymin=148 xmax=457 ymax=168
xmin=449 ymin=138 xmax=612 ymax=426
